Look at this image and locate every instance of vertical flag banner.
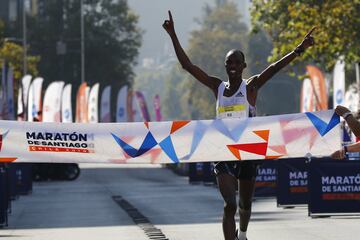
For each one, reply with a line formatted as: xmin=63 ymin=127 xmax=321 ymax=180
xmin=42 ymin=81 xmax=64 ymax=122
xmin=6 ymin=67 xmax=15 ymax=120
xmin=0 ymin=62 xmax=6 ymax=119
xmin=116 ymin=85 xmax=128 ymax=122
xmin=127 ymin=89 xmax=134 ymax=122
xmin=27 ymin=77 xmax=44 ymax=122
xmin=17 ymin=75 xmax=32 ymax=121
xmin=300 ymin=78 xmax=314 ymax=113
xmin=344 ymin=84 xmax=359 ymax=112
xmin=154 ymin=94 xmax=162 ymax=121
xmin=61 ymin=84 xmax=73 ymax=123
xmin=85 ymin=86 xmax=90 ymax=103
xmin=17 ymin=86 xmax=24 ymax=121
xmin=131 ymin=90 xmax=143 ymax=122
xmin=135 ymin=91 xmax=151 ymax=121
xmin=100 ymin=85 xmax=111 ymax=122
xmin=88 ymin=83 xmax=100 ymax=123
xmin=333 ymin=57 xmax=345 ymax=108
xmin=1 ymin=61 xmax=6 ymax=90
xmin=306 ymin=65 xmax=328 ymax=110
xmin=76 ymin=82 xmax=88 ymax=123
xmin=0 ymin=110 xmax=340 ymax=164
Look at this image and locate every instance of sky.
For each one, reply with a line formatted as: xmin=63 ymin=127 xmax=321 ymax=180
xmin=127 ymin=0 xmax=251 ymax=67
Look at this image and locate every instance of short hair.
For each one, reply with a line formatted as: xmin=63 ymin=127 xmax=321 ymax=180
xmin=225 ymin=49 xmax=245 ymax=62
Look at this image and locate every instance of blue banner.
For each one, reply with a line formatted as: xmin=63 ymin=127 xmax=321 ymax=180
xmin=9 ymin=163 xmax=33 ymax=198
xmin=188 ymin=163 xmax=204 ymax=184
xmin=0 ymin=164 xmax=8 ymax=226
xmin=276 ymin=158 xmax=308 ymax=206
xmin=254 ymin=160 xmax=277 ymax=198
xmin=308 ymin=158 xmax=360 ymax=216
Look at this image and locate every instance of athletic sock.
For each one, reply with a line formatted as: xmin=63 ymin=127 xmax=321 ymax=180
xmin=238 ymin=230 xmax=247 ymax=240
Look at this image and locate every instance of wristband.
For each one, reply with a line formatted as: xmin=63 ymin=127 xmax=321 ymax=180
xmin=342 ymin=112 xmax=352 ymax=120
xmin=294 ymin=46 xmax=305 ymax=56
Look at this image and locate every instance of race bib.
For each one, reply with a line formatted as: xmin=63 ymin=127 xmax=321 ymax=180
xmin=217 ymin=104 xmax=247 ymax=119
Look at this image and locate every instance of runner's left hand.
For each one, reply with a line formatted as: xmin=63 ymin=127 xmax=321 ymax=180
xmin=330 ymin=149 xmax=345 ymax=159
xmin=299 ymin=27 xmax=316 ymax=50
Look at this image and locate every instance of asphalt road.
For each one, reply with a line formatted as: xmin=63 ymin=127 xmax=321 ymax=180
xmin=2 ymin=164 xmax=360 ymax=240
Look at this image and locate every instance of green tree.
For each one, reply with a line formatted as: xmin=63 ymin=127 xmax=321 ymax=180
xmin=251 ymin=0 xmax=360 ymax=71
xmin=246 ymin=29 xmax=301 ymax=115
xmin=0 ymin=20 xmax=39 ymax=86
xmin=15 ymin=0 xmax=142 ymax=90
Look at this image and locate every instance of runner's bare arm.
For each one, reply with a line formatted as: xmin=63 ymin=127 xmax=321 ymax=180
xmin=331 ymin=141 xmax=360 ymax=159
xmin=248 ymin=27 xmax=316 ymax=90
xmin=163 ymin=10 xmax=221 ymax=94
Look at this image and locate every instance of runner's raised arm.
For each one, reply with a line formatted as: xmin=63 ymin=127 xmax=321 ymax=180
xmin=248 ymin=27 xmax=316 ymax=90
xmin=163 ymin=10 xmax=221 ymax=95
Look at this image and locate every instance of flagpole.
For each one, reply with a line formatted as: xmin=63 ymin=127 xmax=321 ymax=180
xmin=81 ymin=0 xmax=85 ymax=83
xmin=22 ymin=0 xmax=27 ymax=75
xmin=356 ymin=62 xmax=360 ymax=111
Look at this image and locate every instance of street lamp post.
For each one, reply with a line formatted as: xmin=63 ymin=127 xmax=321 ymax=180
xmin=22 ymin=0 xmax=27 ymax=76
xmin=356 ymin=62 xmax=360 ymax=110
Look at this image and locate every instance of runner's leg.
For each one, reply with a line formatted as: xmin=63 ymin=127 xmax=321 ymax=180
xmin=238 ymin=179 xmax=256 ymax=232
xmin=217 ymin=173 xmax=238 ymax=240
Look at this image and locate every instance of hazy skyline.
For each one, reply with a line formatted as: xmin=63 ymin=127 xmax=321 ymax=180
xmin=127 ymin=0 xmax=251 ymax=68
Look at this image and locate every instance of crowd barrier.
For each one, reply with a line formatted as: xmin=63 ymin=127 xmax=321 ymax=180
xmin=254 ymin=160 xmax=277 ymax=198
xmin=0 ymin=163 xmax=33 ymax=228
xmin=308 ymin=158 xmax=360 ymax=217
xmin=276 ymin=158 xmax=308 ymax=207
xmin=0 ymin=164 xmax=9 ymax=227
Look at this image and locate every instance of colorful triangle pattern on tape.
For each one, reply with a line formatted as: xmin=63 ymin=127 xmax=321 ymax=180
xmin=305 ymin=112 xmax=339 ymax=136
xmin=181 ymin=121 xmax=207 ymax=160
xmin=111 ymin=121 xmax=190 ymax=163
xmin=0 ymin=130 xmax=9 ymax=151
xmin=212 ymin=119 xmax=248 ymax=142
xmin=226 ymin=130 xmax=284 ymax=160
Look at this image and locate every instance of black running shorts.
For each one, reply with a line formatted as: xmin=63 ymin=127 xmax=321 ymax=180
xmin=213 ymin=161 xmax=261 ymax=180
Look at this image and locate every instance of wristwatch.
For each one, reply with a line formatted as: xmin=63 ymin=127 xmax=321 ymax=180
xmin=342 ymin=112 xmax=352 ymax=120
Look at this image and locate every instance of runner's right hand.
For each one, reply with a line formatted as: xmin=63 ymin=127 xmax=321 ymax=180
xmin=163 ymin=10 xmax=175 ymax=35
xmin=335 ymin=105 xmax=351 ymax=118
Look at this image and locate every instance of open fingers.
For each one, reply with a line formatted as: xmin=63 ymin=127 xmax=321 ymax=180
xmin=305 ymin=26 xmax=316 ymax=38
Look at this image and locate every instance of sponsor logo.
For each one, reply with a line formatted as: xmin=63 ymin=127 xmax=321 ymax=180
xmin=235 ymin=91 xmax=244 ymax=97
xmin=336 ymin=89 xmax=343 ymax=104
xmin=64 ymin=109 xmax=70 ymax=119
xmin=118 ymin=107 xmax=124 ymax=117
xmin=32 ymin=104 xmax=37 ymax=117
xmin=26 ymin=131 xmax=95 ymax=153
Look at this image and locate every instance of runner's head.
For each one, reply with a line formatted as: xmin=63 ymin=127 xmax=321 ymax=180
xmin=225 ymin=49 xmax=246 ymax=79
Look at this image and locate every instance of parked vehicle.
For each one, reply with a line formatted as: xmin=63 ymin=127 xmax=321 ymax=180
xmin=32 ymin=163 xmax=80 ymax=181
